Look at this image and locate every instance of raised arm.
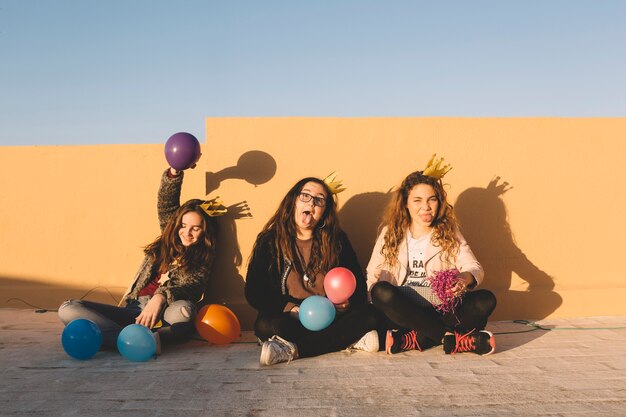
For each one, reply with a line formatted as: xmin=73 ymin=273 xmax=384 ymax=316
xmin=157 ymin=168 xmax=184 ymax=231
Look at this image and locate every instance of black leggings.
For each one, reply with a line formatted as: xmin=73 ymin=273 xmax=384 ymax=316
xmin=254 ymin=303 xmax=383 ymax=358
xmin=371 ymin=281 xmax=497 ymax=348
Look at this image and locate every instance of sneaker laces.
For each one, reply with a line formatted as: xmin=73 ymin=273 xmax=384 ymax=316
xmin=452 ymin=329 xmax=477 ymax=354
xmin=400 ymin=330 xmax=422 ymax=352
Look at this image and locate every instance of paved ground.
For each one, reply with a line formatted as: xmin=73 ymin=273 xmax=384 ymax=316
xmin=1 ymin=308 xmax=625 ymax=417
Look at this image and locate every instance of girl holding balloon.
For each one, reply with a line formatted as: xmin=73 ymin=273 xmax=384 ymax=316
xmin=59 ymin=134 xmax=222 ymax=353
xmin=366 ymin=156 xmax=497 ymax=355
xmin=245 ymin=175 xmax=382 ymax=366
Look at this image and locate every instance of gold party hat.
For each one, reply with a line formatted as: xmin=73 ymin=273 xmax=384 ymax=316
xmin=422 ymin=154 xmax=452 ymax=179
xmin=199 ymin=197 xmax=228 ymax=217
xmin=323 ymin=172 xmax=346 ymax=194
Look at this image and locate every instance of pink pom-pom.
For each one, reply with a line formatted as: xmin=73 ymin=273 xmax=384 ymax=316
xmin=429 ymin=268 xmax=462 ymax=314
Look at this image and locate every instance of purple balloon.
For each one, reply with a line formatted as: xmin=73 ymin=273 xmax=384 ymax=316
xmin=164 ymin=132 xmax=201 ymax=170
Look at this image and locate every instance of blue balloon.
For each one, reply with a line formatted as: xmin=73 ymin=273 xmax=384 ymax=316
xmin=117 ymin=324 xmax=156 ymax=362
xmin=299 ymin=295 xmax=336 ymax=331
xmin=61 ymin=318 xmax=102 ymax=360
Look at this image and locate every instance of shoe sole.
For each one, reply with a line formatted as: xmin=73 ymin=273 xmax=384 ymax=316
xmin=259 ymin=342 xmax=271 ymax=366
xmin=482 ymin=330 xmax=496 ymax=355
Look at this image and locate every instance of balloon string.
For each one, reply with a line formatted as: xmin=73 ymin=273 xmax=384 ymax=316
xmin=7 ymin=286 xmax=122 ymax=313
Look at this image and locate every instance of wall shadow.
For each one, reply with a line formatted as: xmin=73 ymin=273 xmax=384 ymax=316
xmin=205 ymin=150 xmax=277 ymax=195
xmin=454 ymin=177 xmax=562 ymax=324
xmin=1 ymin=276 xmax=125 ymax=311
xmin=202 ymin=150 xmax=277 ymax=330
xmin=338 ymin=191 xmax=392 ymax=270
xmin=202 ymin=203 xmax=257 ymax=330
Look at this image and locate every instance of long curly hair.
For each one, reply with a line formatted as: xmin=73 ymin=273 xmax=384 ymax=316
xmin=254 ymin=177 xmax=341 ymax=274
xmin=380 ymin=171 xmax=460 ymax=266
xmin=144 ymin=199 xmax=217 ymax=274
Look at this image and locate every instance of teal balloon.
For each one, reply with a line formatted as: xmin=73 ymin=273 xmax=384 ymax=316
xmin=61 ymin=318 xmax=102 ymax=360
xmin=117 ymin=324 xmax=156 ymax=362
xmin=299 ymin=296 xmax=336 ymax=331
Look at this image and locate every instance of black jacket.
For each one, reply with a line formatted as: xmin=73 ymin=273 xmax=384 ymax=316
xmin=244 ymin=230 xmax=367 ymax=315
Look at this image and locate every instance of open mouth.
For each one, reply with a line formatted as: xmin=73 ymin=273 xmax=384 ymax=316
xmin=300 ymin=210 xmax=314 ymax=226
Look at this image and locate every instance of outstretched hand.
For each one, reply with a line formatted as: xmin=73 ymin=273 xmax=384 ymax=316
xmin=135 ymin=294 xmax=166 ymax=328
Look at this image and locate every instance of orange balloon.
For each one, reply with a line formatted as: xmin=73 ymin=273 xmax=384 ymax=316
xmin=195 ymin=304 xmax=241 ymax=345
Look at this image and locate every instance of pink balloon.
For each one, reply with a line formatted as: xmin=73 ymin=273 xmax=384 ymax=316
xmin=323 ymin=267 xmax=357 ymax=304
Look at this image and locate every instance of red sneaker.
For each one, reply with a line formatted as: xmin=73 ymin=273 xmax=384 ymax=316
xmin=385 ymin=329 xmax=422 ymax=354
xmin=444 ymin=329 xmax=495 ymax=355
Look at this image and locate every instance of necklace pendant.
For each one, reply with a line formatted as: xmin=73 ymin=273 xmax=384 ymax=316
xmin=303 ymin=273 xmax=315 ymax=288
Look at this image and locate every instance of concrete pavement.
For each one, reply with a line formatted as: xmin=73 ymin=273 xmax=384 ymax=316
xmin=1 ymin=308 xmax=625 ymax=417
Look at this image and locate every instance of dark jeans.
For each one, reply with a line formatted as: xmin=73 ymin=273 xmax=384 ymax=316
xmin=371 ymin=281 xmax=497 ymax=348
xmin=58 ymin=297 xmax=196 ymax=348
xmin=254 ymin=303 xmax=383 ymax=358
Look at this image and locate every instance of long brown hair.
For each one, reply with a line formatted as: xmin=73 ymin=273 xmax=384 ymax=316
xmin=253 ymin=177 xmax=341 ymax=274
xmin=380 ymin=171 xmax=460 ymax=266
xmin=144 ymin=199 xmax=217 ymax=274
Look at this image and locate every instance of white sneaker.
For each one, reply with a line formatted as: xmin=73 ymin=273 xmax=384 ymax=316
xmin=260 ymin=335 xmax=298 ymax=366
xmin=349 ymin=330 xmax=379 ymax=353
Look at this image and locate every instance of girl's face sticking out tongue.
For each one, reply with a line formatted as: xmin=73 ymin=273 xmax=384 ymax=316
xmin=294 ymin=181 xmax=328 ymax=238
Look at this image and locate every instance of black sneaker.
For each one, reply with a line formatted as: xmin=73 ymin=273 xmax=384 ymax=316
xmin=443 ymin=329 xmax=495 ymax=355
xmin=385 ymin=329 xmax=422 ymax=354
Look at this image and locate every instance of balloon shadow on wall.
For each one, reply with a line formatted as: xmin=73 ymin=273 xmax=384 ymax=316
xmin=205 ymin=150 xmax=277 ymax=195
xmin=202 ymin=150 xmax=277 ymax=330
xmin=454 ymin=177 xmax=562 ymax=322
xmin=338 ymin=191 xmax=393 ymax=270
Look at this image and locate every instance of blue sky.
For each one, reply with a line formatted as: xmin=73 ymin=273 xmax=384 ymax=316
xmin=1 ymin=1 xmax=625 ymax=146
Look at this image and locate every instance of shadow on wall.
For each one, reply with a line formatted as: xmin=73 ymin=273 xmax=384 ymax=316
xmin=1 ymin=276 xmax=125 ymax=311
xmin=203 ymin=150 xmax=277 ymax=330
xmin=205 ymin=150 xmax=278 ymax=195
xmin=339 ymin=192 xmax=392 ymax=271
xmin=454 ymin=177 xmax=562 ymax=321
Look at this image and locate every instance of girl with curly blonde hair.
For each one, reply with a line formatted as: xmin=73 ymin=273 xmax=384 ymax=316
xmin=367 ymin=161 xmax=497 ymax=356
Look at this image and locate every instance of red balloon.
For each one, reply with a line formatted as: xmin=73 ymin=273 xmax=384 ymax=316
xmin=195 ymin=304 xmax=241 ymax=345
xmin=323 ymin=267 xmax=357 ymax=304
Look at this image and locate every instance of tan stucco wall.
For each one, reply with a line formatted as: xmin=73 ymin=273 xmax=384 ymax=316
xmin=2 ymin=117 xmax=625 ymax=328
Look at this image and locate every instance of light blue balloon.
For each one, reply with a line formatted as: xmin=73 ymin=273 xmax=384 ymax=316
xmin=61 ymin=318 xmax=102 ymax=360
xmin=299 ymin=295 xmax=336 ymax=331
xmin=117 ymin=324 xmax=156 ymax=362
